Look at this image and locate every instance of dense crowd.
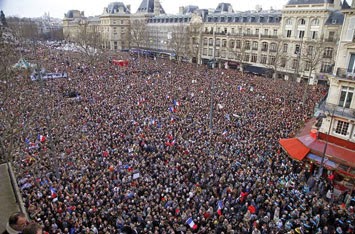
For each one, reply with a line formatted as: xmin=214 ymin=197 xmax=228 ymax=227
xmin=8 ymin=46 xmax=354 ymax=233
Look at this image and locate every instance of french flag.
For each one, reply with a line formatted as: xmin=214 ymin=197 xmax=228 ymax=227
xmin=169 ymin=107 xmax=176 ymax=113
xmin=38 ymin=134 xmax=46 ymax=143
xmin=237 ymin=85 xmax=244 ymax=91
xmin=50 ymin=187 xmax=57 ymax=198
xmin=186 ymin=217 xmax=198 ymax=230
xmin=217 ymin=200 xmax=223 ymax=216
xmin=222 ymin=130 xmax=228 ymax=136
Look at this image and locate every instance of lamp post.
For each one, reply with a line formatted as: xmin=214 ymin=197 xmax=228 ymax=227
xmin=318 ymin=107 xmax=335 ymax=178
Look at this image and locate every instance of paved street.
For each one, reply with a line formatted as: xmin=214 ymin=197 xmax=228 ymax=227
xmin=0 ymin=163 xmax=20 ymax=232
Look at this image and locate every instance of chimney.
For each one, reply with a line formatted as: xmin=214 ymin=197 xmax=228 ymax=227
xmin=127 ymin=4 xmax=131 ymax=12
xmin=154 ymin=0 xmax=161 ymax=16
xmin=179 ymin=6 xmax=185 ymax=14
xmin=352 ymin=0 xmax=355 ymax=8
xmin=333 ymin=0 xmax=341 ymax=9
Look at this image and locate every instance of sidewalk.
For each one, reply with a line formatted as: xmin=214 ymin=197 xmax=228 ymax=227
xmin=0 ymin=163 xmax=20 ymax=232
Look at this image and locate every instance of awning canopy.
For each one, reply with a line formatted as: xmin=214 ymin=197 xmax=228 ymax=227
xmin=279 ymin=138 xmax=310 ymax=161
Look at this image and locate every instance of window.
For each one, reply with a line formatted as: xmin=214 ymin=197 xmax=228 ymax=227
xmin=299 ymin=30 xmax=305 ymax=39
xmin=321 ymin=63 xmax=332 ymax=73
xmin=216 ymin=39 xmax=221 ymax=47
xmin=311 ymin=18 xmax=320 ymax=25
xmin=304 ymin=61 xmax=311 ymax=71
xmin=339 ymin=86 xmax=354 ymax=108
xmin=273 ymin=29 xmax=278 ymax=36
xmin=231 ymin=28 xmax=235 ymax=34
xmin=335 ymin=120 xmax=350 ymax=136
xmin=209 ymin=38 xmax=213 ymax=46
xmin=245 ymin=41 xmax=251 ymax=50
xmin=252 ymin=41 xmax=258 ymax=50
xmin=348 ymin=54 xmax=355 ymax=73
xmin=283 ymin=43 xmax=288 ymax=52
xmin=244 ymin=54 xmax=250 ymax=62
xmin=222 ymin=39 xmax=227 ymax=47
xmin=251 ymin=53 xmax=257 ymax=63
xmin=292 ymin=59 xmax=298 ymax=69
xmin=299 ymin=19 xmax=306 ymax=25
xmin=203 ymin=48 xmax=207 ymax=55
xmin=269 ymin=56 xmax=276 ymax=65
xmin=203 ymin=38 xmax=208 ymax=46
xmin=323 ymin=47 xmax=333 ymax=58
xmin=286 ymin=18 xmax=292 ymax=25
xmin=261 ymin=55 xmax=267 ymax=64
xmin=295 ymin=44 xmax=300 ymax=54
xmin=229 ymin=40 xmax=235 ymax=49
xmin=208 ymin=48 xmax=213 ymax=56
xmin=246 ymin=28 xmax=251 ymax=35
xmin=328 ymin=31 xmax=335 ymax=41
xmin=255 ymin=29 xmax=259 ymax=35
xmin=262 ymin=42 xmax=268 ymax=51
xmin=264 ymin=29 xmax=269 ymax=36
xmin=311 ymin=31 xmax=318 ymax=39
xmin=236 ymin=40 xmax=241 ymax=48
xmin=286 ymin=30 xmax=292 ymax=38
xmin=270 ymin=43 xmax=277 ymax=52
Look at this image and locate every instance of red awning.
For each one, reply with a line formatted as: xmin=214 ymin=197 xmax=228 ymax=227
xmin=279 ymin=138 xmax=310 ymax=161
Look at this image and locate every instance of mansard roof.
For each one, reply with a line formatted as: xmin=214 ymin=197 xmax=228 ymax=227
xmin=205 ymin=10 xmax=282 ymax=24
xmin=325 ymin=10 xmax=344 ymax=25
xmin=214 ymin=3 xmax=234 ymax=13
xmin=286 ymin=0 xmax=334 ymax=4
xmin=136 ymin=0 xmax=165 ymax=14
xmin=106 ymin=2 xmax=130 ymax=14
xmin=184 ymin=5 xmax=199 ymax=14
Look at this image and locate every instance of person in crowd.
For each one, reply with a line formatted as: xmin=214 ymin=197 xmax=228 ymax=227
xmin=2 ymin=212 xmax=28 ymax=234
xmin=22 ymin=223 xmax=42 ymax=234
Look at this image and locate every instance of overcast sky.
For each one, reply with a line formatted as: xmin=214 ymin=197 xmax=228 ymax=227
xmin=1 ymin=0 xmax=288 ymax=19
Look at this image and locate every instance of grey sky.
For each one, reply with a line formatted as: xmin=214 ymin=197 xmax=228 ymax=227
xmin=1 ymin=0 xmax=288 ymax=19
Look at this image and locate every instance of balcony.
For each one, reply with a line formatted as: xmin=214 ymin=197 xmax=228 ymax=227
xmin=261 ymin=34 xmax=278 ymax=39
xmin=336 ymin=68 xmax=355 ymax=80
xmin=243 ymin=33 xmax=259 ymax=38
xmin=325 ymin=38 xmax=335 ymax=42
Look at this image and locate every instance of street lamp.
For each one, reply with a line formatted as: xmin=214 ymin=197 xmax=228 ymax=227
xmin=318 ymin=106 xmax=336 ymax=178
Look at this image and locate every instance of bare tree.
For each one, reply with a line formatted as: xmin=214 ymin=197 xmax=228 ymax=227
xmin=188 ymin=21 xmax=203 ymax=64
xmin=130 ymin=18 xmax=148 ymax=51
xmin=75 ymin=22 xmax=102 ymax=64
xmin=266 ymin=40 xmax=289 ymax=80
xmin=227 ymin=35 xmax=247 ymax=73
xmin=168 ymin=24 xmax=191 ymax=63
xmin=300 ymin=39 xmax=326 ymax=103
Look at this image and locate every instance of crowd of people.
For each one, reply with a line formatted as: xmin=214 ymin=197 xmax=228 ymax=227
xmin=6 ymin=45 xmax=355 ymax=233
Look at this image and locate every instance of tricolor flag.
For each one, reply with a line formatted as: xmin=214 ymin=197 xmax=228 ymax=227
xmin=25 ymin=138 xmax=31 ymax=145
xmin=38 ymin=134 xmax=46 ymax=143
xmin=237 ymin=85 xmax=244 ymax=91
xmin=169 ymin=107 xmax=176 ymax=113
xmin=186 ymin=217 xmax=198 ymax=230
xmin=217 ymin=200 xmax=223 ymax=216
xmin=50 ymin=187 xmax=57 ymax=198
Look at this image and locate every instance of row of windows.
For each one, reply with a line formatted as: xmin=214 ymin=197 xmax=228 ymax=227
xmin=148 ymin=17 xmax=190 ymax=23
xmin=202 ymin=38 xmax=334 ymax=57
xmin=201 ymin=49 xmax=332 ymax=70
xmin=285 ymin=18 xmax=320 ymax=26
xmin=206 ymin=15 xmax=281 ymax=24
